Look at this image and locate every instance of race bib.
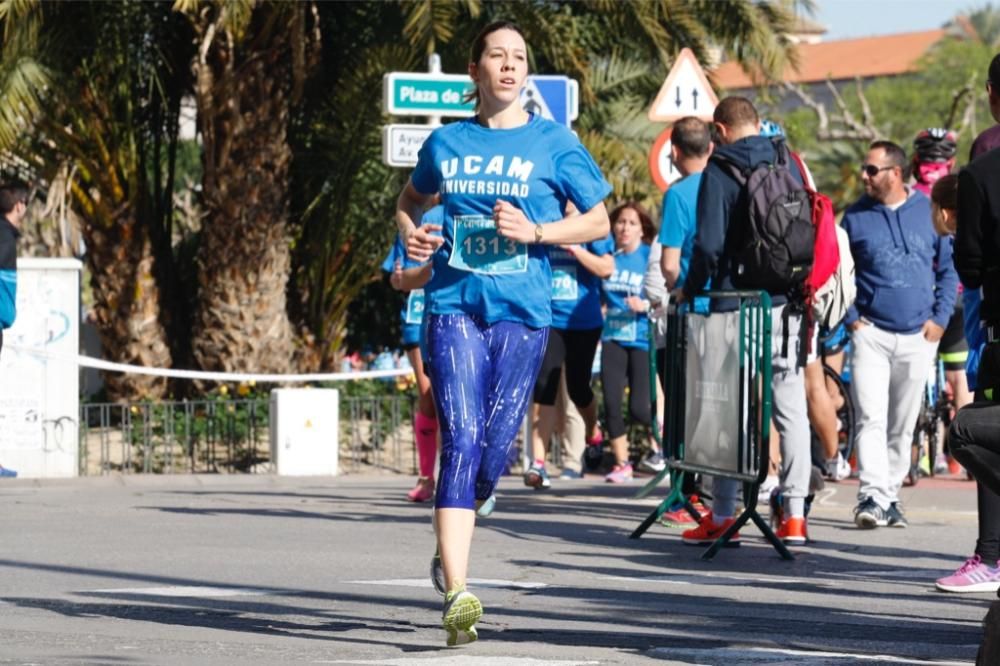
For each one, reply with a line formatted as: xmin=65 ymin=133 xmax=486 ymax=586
xmin=604 ymin=308 xmax=637 ymax=343
xmin=448 ymin=215 xmax=528 ymax=274
xmin=405 ymin=289 xmax=425 ymax=325
xmin=551 ymin=266 xmax=579 ymax=301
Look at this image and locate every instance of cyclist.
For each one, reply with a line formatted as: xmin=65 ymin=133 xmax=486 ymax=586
xmin=913 ymin=128 xmax=972 ymax=475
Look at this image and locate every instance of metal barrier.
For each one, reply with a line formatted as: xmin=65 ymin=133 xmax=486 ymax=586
xmin=632 ymin=290 xmax=791 ymax=560
xmin=79 ymin=394 xmax=417 ymax=476
xmin=79 ymin=399 xmax=270 ymax=475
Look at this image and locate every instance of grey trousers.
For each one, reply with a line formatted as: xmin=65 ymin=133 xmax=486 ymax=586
xmin=713 ymin=305 xmax=811 ymax=518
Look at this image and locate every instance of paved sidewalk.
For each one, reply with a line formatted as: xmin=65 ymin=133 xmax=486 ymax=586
xmin=0 ymin=473 xmax=987 ymax=665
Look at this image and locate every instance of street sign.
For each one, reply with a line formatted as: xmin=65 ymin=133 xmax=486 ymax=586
xmin=384 ymin=73 xmax=475 ymax=117
xmin=648 ymin=48 xmax=719 ymax=122
xmin=648 ymin=127 xmax=682 ymax=192
xmin=383 ymin=72 xmax=578 ymax=125
xmin=382 ymin=124 xmax=435 ymax=167
xmin=521 ymin=75 xmax=579 ymax=127
xmin=382 ymin=72 xmax=580 ymax=167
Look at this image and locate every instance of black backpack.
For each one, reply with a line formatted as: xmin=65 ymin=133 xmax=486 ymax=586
xmin=716 ymin=139 xmax=815 ymax=297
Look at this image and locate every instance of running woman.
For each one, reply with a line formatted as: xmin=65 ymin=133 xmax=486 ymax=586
xmin=395 ymin=20 xmax=611 ymax=646
xmin=601 ymin=202 xmax=657 ymax=484
xmin=381 ymin=205 xmax=442 ymax=502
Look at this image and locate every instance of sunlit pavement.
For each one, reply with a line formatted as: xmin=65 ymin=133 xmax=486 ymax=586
xmin=0 ymin=472 xmax=985 ymax=665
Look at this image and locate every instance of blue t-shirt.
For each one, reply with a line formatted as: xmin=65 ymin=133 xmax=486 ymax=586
xmin=381 ymin=206 xmax=444 ymax=345
xmin=411 ymin=115 xmax=612 ymax=328
xmin=602 ymin=243 xmax=651 ymax=349
xmin=549 ymin=233 xmax=615 ymax=330
xmin=657 ymin=172 xmax=701 ymax=287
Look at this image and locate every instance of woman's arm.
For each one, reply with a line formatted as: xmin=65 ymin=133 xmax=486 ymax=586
xmin=494 ymin=200 xmax=610 ymax=246
xmin=390 ymin=262 xmax=433 ymax=291
xmin=396 ymin=180 xmax=444 ymax=262
xmin=564 ymin=243 xmax=614 ymax=278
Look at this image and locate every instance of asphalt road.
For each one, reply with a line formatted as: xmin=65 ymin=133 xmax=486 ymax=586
xmin=0 ymin=472 xmax=988 ymax=665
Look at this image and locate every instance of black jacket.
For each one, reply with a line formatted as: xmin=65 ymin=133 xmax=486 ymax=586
xmin=683 ymin=135 xmax=803 ymax=309
xmin=956 ymin=147 xmax=1000 ymax=326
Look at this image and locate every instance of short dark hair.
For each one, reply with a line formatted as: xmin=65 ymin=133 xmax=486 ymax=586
xmin=989 ymin=52 xmax=1000 ymax=89
xmin=0 ymin=179 xmax=29 ymax=216
xmin=671 ymin=117 xmax=711 ymax=158
xmin=714 ymin=96 xmax=758 ymax=129
xmin=869 ymin=140 xmax=907 ymax=170
xmin=610 ymin=200 xmax=657 ymax=244
xmin=931 ymin=172 xmax=958 ymax=212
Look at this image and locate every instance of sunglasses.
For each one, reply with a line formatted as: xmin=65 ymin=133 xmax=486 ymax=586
xmin=861 ymin=163 xmax=895 ymax=178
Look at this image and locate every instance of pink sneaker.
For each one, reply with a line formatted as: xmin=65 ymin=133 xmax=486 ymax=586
xmin=605 ymin=462 xmax=633 ymax=483
xmin=935 ymin=555 xmax=1000 ymax=593
xmin=406 ymin=477 xmax=434 ymax=503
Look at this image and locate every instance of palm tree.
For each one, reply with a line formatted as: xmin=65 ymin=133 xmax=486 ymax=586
xmin=174 ymin=0 xmax=320 ymax=376
xmin=0 ymin=0 xmax=191 ymax=399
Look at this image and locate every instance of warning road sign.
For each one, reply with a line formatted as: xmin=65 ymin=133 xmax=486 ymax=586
xmin=648 ymin=48 xmax=719 ymax=122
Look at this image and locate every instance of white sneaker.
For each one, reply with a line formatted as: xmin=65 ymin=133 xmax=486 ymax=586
xmin=757 ymin=475 xmax=779 ymax=502
xmin=826 ymin=453 xmax=851 ymax=481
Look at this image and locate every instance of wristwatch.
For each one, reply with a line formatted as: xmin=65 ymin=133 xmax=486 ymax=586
xmin=534 ymin=223 xmax=544 ymax=244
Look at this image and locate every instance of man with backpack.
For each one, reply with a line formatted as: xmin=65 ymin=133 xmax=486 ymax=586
xmin=844 ymin=140 xmax=958 ymax=530
xmin=675 ymin=96 xmax=814 ymax=546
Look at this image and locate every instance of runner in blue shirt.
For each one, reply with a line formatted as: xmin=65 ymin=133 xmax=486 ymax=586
xmin=395 ymin=20 xmax=612 ymax=647
xmin=381 ymin=205 xmax=443 ymax=504
xmin=524 ymin=200 xmax=614 ymax=489
xmin=601 ymin=202 xmax=657 ymax=483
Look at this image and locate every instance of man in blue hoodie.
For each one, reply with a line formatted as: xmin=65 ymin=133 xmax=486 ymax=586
xmin=0 ymin=180 xmax=26 ymax=355
xmin=844 ymin=141 xmax=958 ymax=530
xmin=675 ymin=96 xmax=812 ymax=546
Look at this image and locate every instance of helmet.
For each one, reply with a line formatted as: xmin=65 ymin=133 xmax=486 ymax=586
xmin=759 ymin=119 xmax=785 ymax=138
xmin=913 ymin=128 xmax=957 ymax=163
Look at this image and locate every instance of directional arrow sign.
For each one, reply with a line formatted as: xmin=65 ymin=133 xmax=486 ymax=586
xmin=648 ymin=48 xmax=719 ymax=122
xmin=382 ymin=124 xmax=435 ymax=167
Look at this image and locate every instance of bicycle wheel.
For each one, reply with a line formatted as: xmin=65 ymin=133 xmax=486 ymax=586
xmin=823 ymin=365 xmax=856 ymax=465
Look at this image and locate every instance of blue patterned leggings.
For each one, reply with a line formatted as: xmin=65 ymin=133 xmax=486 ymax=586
xmin=425 ymin=314 xmax=548 ymax=510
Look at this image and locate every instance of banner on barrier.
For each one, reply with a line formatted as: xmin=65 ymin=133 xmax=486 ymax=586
xmin=683 ymin=311 xmax=742 ymax=472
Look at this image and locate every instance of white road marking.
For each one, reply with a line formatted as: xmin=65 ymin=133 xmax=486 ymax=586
xmin=86 ymin=586 xmax=277 ymax=598
xmin=601 ymin=572 xmax=803 ymax=585
xmin=312 ymin=654 xmax=601 ymax=666
xmin=651 ymin=645 xmax=975 ymax=665
xmin=343 ymin=578 xmax=548 ymax=590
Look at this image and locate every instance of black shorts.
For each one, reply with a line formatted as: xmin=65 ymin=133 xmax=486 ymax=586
xmin=533 ymin=327 xmax=601 ymax=407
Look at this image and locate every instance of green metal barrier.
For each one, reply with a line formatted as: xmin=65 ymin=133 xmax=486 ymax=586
xmin=630 ymin=290 xmax=792 ymax=560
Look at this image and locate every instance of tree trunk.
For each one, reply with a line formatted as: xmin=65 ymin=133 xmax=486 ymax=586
xmin=85 ymin=211 xmax=172 ymax=399
xmin=189 ymin=5 xmax=315 ymax=375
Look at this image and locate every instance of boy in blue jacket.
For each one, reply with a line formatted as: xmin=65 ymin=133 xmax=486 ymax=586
xmin=843 ymin=141 xmax=958 ymax=530
xmin=0 ymin=180 xmax=27 ymax=355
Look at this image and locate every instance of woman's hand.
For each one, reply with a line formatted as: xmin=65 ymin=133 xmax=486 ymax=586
xmin=390 ymin=260 xmax=404 ymax=290
xmin=625 ymin=296 xmax=649 ymax=313
xmin=494 ymin=200 xmax=535 ymax=244
xmin=405 ymin=224 xmax=444 ymax=262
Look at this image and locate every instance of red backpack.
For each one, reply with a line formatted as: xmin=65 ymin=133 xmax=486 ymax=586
xmin=789 ymin=152 xmax=839 ymax=303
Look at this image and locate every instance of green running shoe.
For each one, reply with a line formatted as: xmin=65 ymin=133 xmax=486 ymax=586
xmin=442 ymin=587 xmax=482 ymax=647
